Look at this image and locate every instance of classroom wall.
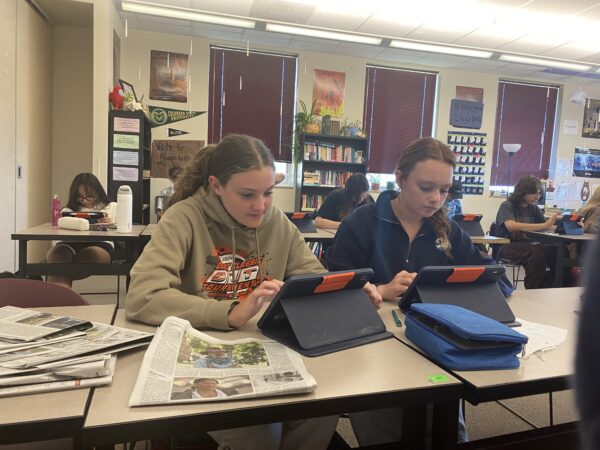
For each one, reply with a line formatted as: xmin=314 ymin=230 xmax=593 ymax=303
xmin=15 ymin=0 xmax=53 ymax=263
xmin=51 ymin=25 xmax=94 ymax=202
xmin=0 ymin=0 xmax=17 ymax=272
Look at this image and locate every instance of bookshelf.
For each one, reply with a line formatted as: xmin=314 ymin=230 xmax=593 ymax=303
xmin=107 ymin=110 xmax=151 ymax=224
xmin=295 ymin=134 xmax=369 ymax=212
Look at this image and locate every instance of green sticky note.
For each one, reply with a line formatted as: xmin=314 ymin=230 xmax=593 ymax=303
xmin=428 ymin=374 xmax=450 ymax=383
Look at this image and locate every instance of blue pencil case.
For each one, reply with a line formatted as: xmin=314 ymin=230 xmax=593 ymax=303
xmin=405 ymin=303 xmax=528 ymax=371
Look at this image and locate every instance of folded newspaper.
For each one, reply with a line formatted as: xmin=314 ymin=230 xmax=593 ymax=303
xmin=129 ymin=316 xmax=316 ymax=406
xmin=0 ymin=306 xmax=153 ymax=397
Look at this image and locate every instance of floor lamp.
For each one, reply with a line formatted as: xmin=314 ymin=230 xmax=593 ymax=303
xmin=503 ymin=144 xmax=521 ymax=197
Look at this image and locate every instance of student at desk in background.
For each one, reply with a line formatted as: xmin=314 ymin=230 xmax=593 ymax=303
xmin=326 ymin=137 xmax=503 ymax=446
xmin=495 ymin=175 xmax=559 ymax=289
xmin=314 ymin=173 xmax=371 ymax=230
xmin=46 ymin=173 xmax=116 ymax=289
xmin=126 ymin=134 xmax=381 ymax=450
xmin=576 ymin=186 xmax=600 ymax=234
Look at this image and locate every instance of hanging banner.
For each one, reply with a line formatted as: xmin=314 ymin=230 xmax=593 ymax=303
xmin=150 ymin=50 xmax=189 ymax=103
xmin=312 ymin=69 xmax=345 ymax=118
xmin=168 ymin=128 xmax=189 ymax=137
xmin=148 ymin=106 xmax=205 ymax=128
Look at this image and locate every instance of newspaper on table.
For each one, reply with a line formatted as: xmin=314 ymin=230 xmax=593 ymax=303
xmin=129 ymin=316 xmax=317 ymax=406
xmin=0 ymin=305 xmax=92 ymax=342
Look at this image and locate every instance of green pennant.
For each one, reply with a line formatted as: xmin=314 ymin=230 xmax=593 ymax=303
xmin=148 ymin=106 xmax=205 ymax=128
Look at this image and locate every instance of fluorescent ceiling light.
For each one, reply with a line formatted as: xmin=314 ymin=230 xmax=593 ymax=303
xmin=265 ymin=23 xmax=382 ymax=45
xmin=122 ymin=1 xmax=255 ymax=29
xmin=499 ymin=54 xmax=591 ymax=71
xmin=390 ymin=40 xmax=492 ymax=59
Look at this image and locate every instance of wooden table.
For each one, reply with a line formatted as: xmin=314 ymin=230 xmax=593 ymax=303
xmin=470 ymin=235 xmax=510 ymax=245
xmin=524 ymin=231 xmax=596 ymax=287
xmin=384 ymin=287 xmax=580 ymax=446
xmin=0 ymin=304 xmax=117 ymax=446
xmin=301 ymin=227 xmax=336 ymax=242
xmin=82 ymin=309 xmax=463 ymax=449
xmin=12 ymin=223 xmax=146 ymax=284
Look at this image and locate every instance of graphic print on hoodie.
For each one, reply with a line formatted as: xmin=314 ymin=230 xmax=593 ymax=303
xmin=201 ymin=247 xmax=268 ymax=300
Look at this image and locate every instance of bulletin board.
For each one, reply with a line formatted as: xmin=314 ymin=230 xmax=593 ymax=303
xmin=447 ymin=131 xmax=487 ymax=195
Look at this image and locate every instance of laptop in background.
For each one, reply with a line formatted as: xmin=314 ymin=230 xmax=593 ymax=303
xmin=284 ymin=212 xmax=317 ymax=233
xmin=453 ymin=214 xmax=485 ymax=237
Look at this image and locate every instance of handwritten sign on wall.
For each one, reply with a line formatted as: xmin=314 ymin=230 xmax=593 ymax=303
xmin=450 ymin=99 xmax=484 ymax=129
xmin=151 ymin=140 xmax=205 ymax=179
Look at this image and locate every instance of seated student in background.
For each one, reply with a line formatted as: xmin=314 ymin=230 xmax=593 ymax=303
xmin=126 ymin=134 xmax=381 ymax=450
xmin=326 ymin=137 xmax=497 ymax=445
xmin=446 ymin=179 xmax=463 ymax=219
xmin=495 ymin=175 xmax=559 ymax=289
xmin=47 ymin=173 xmax=116 ymax=289
xmin=156 ymin=166 xmax=182 ymax=218
xmin=577 ymin=186 xmax=600 ymax=234
xmin=314 ymin=173 xmax=370 ymax=229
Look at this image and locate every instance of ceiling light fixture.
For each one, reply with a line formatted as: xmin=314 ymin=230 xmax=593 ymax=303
xmin=499 ymin=54 xmax=591 ymax=72
xmin=121 ymin=1 xmax=256 ymax=29
xmin=265 ymin=23 xmax=382 ymax=45
xmin=389 ymin=40 xmax=493 ymax=59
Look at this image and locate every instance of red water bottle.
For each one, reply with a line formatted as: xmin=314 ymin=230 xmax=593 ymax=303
xmin=51 ymin=194 xmax=61 ymax=226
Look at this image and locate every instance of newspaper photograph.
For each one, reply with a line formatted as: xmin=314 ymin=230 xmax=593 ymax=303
xmin=129 ymin=316 xmax=316 ymax=406
xmin=0 ymin=306 xmax=91 ymax=342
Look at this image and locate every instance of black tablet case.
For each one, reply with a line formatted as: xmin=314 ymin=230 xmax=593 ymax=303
xmin=398 ymin=266 xmax=518 ymax=326
xmin=257 ymin=269 xmax=392 ymax=356
xmin=453 ymin=214 xmax=485 ymax=237
xmin=555 ymin=214 xmax=584 ymax=235
xmin=285 ymin=212 xmax=317 ymax=233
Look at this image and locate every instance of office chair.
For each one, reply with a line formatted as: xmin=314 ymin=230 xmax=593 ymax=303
xmin=0 ymin=278 xmax=88 ymax=307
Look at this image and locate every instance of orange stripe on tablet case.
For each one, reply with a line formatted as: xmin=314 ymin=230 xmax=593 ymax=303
xmin=291 ymin=213 xmax=306 ymax=219
xmin=462 ymin=214 xmax=479 ymax=221
xmin=314 ymin=272 xmax=354 ymax=293
xmin=569 ymin=214 xmax=580 ymax=222
xmin=446 ymin=267 xmax=485 ymax=283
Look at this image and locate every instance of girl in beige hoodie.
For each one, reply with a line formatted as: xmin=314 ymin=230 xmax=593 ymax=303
xmin=126 ymin=134 xmax=380 ymax=450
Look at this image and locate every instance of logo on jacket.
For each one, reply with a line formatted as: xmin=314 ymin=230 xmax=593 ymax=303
xmin=201 ymin=248 xmax=265 ymax=300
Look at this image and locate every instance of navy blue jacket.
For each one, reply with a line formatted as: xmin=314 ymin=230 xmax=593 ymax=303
xmin=326 ymin=190 xmax=491 ymax=284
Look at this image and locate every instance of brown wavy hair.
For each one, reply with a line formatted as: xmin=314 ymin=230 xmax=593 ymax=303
xmin=340 ymin=173 xmax=370 ymax=219
xmin=169 ymin=134 xmax=275 ymax=208
xmin=508 ymin=176 xmax=542 ymax=206
xmin=396 ymin=137 xmax=456 ymax=257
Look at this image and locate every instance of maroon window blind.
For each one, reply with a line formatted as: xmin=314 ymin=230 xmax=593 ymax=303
xmin=208 ymin=47 xmax=297 ymax=162
xmin=363 ymin=65 xmax=437 ymax=173
xmin=491 ymin=81 xmax=559 ymax=186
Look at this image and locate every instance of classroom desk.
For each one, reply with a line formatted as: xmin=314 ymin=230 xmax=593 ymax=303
xmin=384 ymin=288 xmax=580 ymax=444
xmin=524 ymin=231 xmax=596 ymax=287
xmin=82 ymin=309 xmax=463 ymax=449
xmin=12 ymin=223 xmax=146 ymax=282
xmin=470 ymin=235 xmax=510 ymax=245
xmin=300 ymin=227 xmax=336 ymax=242
xmin=0 ymin=304 xmax=117 ymax=445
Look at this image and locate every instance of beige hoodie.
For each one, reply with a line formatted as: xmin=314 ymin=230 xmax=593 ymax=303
xmin=126 ymin=187 xmax=324 ymax=330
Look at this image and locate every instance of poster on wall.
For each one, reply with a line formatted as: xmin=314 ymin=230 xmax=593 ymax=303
xmin=150 ymin=50 xmax=189 ymax=103
xmin=312 ymin=69 xmax=345 ymax=117
xmin=151 ymin=140 xmax=205 ymax=179
xmin=456 ymin=86 xmax=484 ymax=102
xmin=573 ymin=147 xmax=600 ymax=178
xmin=449 ymin=99 xmax=483 ymax=129
xmin=581 ymin=99 xmax=600 ymax=138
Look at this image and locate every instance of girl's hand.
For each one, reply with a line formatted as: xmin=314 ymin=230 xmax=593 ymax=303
xmin=377 ymin=271 xmax=417 ymax=301
xmin=227 ymin=279 xmax=284 ymax=328
xmin=363 ymin=282 xmax=382 ymax=310
xmin=545 ymin=213 xmax=559 ymax=228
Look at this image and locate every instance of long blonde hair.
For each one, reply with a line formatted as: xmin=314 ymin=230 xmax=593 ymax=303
xmin=578 ymin=186 xmax=600 ymax=217
xmin=169 ymin=134 xmax=275 ymax=207
xmin=396 ymin=137 xmax=456 ymax=257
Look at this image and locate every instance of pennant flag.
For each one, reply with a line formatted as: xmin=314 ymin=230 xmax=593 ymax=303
xmin=149 ymin=106 xmax=205 ymax=128
xmin=168 ymin=128 xmax=189 ymax=137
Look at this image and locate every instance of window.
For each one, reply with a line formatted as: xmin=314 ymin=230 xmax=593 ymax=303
xmin=363 ymin=65 xmax=437 ymax=174
xmin=208 ymin=46 xmax=297 ymax=162
xmin=491 ymin=81 xmax=559 ymax=187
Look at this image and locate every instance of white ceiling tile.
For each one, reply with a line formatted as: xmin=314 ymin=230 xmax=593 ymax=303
xmin=521 ymin=0 xmax=600 ymax=15
xmin=452 ymin=28 xmax=523 ymax=49
xmin=540 ymin=43 xmax=600 ymax=60
xmin=357 ymin=15 xmax=421 ymax=39
xmin=406 ymin=26 xmax=481 ymax=45
xmin=479 ymin=0 xmax=532 ymax=7
xmin=417 ymin=54 xmax=471 ymax=68
xmin=498 ymin=37 xmax=571 ymax=54
xmin=306 ymin=8 xmax=370 ymax=30
xmin=191 ymin=0 xmax=254 ymax=16
xmin=249 ymin=0 xmax=315 ymax=23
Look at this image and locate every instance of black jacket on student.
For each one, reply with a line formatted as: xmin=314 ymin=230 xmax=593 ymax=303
xmin=326 ymin=190 xmax=504 ymax=287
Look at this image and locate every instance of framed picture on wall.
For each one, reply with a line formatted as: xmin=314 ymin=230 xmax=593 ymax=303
xmin=119 ymin=79 xmax=138 ymax=102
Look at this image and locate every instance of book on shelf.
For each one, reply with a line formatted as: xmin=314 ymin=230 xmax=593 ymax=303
xmin=303 ymin=144 xmax=363 ymax=163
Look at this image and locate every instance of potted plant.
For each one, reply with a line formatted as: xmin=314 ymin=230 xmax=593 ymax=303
xmin=293 ymin=99 xmax=319 ymax=164
xmin=368 ymin=174 xmax=381 ymax=191
xmin=341 ymin=119 xmax=365 ymax=137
